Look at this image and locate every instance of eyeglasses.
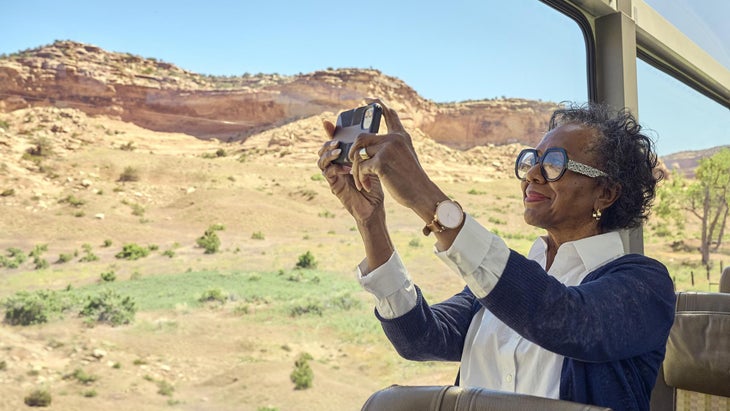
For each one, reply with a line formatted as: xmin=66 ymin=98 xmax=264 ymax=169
xmin=515 ymin=147 xmax=608 ymax=182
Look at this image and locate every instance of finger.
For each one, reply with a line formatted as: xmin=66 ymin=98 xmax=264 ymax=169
xmin=322 ymin=119 xmax=336 ymax=138
xmin=317 ymin=142 xmax=342 ymax=170
xmin=318 ymin=139 xmax=339 ymax=157
xmin=366 ymin=98 xmax=405 ymax=133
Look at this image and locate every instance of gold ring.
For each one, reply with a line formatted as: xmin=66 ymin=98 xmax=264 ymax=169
xmin=358 ymin=147 xmax=370 ymax=161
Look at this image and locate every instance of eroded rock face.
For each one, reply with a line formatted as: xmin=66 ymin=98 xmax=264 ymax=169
xmin=0 ymin=40 xmax=559 ymax=147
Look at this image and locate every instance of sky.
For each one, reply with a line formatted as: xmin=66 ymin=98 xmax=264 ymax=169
xmin=1 ymin=0 xmax=728 ymax=156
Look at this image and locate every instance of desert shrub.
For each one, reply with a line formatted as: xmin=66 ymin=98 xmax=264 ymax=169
xmin=64 ymin=368 xmax=98 ymax=385
xmin=1 ymin=247 xmax=27 ymax=268
xmin=26 ymin=136 xmax=53 ymax=157
xmin=24 ymin=389 xmax=52 ymax=407
xmin=79 ymin=289 xmax=136 ymax=326
xmin=258 ymin=407 xmax=279 ymax=411
xmin=60 ymin=194 xmax=85 ymax=207
xmin=295 ymin=251 xmax=317 ymax=269
xmin=119 ymin=141 xmax=135 ymax=151
xmin=198 ymin=288 xmax=227 ymax=304
xmin=29 ymin=244 xmax=49 ymax=269
xmin=83 ymin=389 xmax=97 ymax=398
xmin=102 ymin=239 xmax=113 ymax=247
xmin=289 ymin=302 xmax=323 ymax=317
xmin=1 ymin=188 xmax=14 ymax=197
xmin=115 ymin=243 xmax=150 ymax=260
xmin=100 ymin=270 xmax=116 ymax=282
xmin=161 ymin=249 xmax=175 ymax=258
xmin=196 ymin=225 xmax=224 ymax=254
xmin=408 ymin=238 xmax=421 ymax=248
xmin=118 ymin=166 xmax=140 ymax=182
xmin=56 ymin=253 xmax=74 ymax=263
xmin=2 ymin=290 xmax=72 ymax=326
xmin=251 ymin=231 xmax=265 ymax=240
xmin=79 ymin=243 xmax=98 ymax=262
xmin=157 ymin=380 xmax=175 ymax=396
xmin=290 ymin=352 xmax=314 ymax=390
xmin=130 ymin=203 xmax=145 ymax=216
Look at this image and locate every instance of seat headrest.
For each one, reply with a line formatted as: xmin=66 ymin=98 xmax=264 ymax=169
xmin=663 ymin=292 xmax=730 ymax=397
xmin=361 ymin=385 xmax=613 ymax=410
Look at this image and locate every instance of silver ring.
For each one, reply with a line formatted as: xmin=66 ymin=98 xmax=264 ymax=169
xmin=358 ymin=147 xmax=370 ymax=161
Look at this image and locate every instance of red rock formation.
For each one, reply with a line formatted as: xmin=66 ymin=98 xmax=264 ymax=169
xmin=0 ymin=40 xmax=559 ymax=147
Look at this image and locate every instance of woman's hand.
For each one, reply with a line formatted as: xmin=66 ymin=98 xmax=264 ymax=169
xmin=317 ymin=120 xmax=385 ymax=225
xmin=350 ymin=99 xmax=444 ymax=215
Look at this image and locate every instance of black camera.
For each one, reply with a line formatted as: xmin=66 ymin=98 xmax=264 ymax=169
xmin=332 ymin=103 xmax=382 ymax=165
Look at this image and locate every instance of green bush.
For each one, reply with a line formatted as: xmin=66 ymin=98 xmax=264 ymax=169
xmin=157 ymin=380 xmax=175 ymax=396
xmin=2 ymin=290 xmax=72 ymax=326
xmin=0 ymin=247 xmax=27 ymax=268
xmin=24 ymin=389 xmax=52 ymax=407
xmin=100 ymin=270 xmax=116 ymax=282
xmin=79 ymin=289 xmax=136 ymax=326
xmin=115 ymin=243 xmax=150 ymax=260
xmin=56 ymin=253 xmax=74 ymax=264
xmin=79 ymin=244 xmax=98 ymax=262
xmin=295 ymin=251 xmax=317 ymax=269
xmin=118 ymin=166 xmax=140 ymax=182
xmin=198 ymin=288 xmax=227 ymax=304
xmin=65 ymin=368 xmax=98 ymax=385
xmin=251 ymin=231 xmax=265 ymax=240
xmin=290 ymin=352 xmax=314 ymax=390
xmin=196 ymin=225 xmax=223 ymax=254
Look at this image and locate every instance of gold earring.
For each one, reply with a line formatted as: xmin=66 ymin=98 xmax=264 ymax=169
xmin=592 ymin=209 xmax=602 ymax=221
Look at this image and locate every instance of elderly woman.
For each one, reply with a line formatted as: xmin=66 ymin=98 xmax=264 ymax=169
xmin=317 ymin=101 xmax=675 ymax=411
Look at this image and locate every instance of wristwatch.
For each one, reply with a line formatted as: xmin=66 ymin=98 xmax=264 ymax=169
xmin=422 ymin=200 xmax=464 ymax=236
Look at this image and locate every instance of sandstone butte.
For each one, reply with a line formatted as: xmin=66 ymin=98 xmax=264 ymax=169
xmin=0 ymin=40 xmax=559 ymax=149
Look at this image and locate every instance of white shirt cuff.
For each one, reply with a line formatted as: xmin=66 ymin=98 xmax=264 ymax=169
xmin=435 ymin=214 xmax=510 ymax=298
xmin=357 ymin=251 xmax=417 ymax=319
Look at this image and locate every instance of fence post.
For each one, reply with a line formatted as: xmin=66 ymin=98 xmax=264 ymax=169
xmin=691 ymin=271 xmax=695 ymax=286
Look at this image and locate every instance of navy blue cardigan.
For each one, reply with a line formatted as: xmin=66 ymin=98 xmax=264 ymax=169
xmin=376 ymin=251 xmax=676 ymax=411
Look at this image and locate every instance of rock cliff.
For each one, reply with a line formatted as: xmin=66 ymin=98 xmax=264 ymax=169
xmin=0 ymin=40 xmax=558 ymax=147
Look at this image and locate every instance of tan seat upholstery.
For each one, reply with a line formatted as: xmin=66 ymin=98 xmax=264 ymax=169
xmin=650 ymin=292 xmax=730 ymax=410
xmin=720 ymin=266 xmax=730 ymax=293
xmin=361 ymin=385 xmax=612 ymax=411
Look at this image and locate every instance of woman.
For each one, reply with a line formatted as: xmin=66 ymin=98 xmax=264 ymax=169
xmin=317 ymin=100 xmax=675 ymax=411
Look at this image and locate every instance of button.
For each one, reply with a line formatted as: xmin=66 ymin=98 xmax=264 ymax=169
xmin=506 ymin=374 xmax=513 ymax=383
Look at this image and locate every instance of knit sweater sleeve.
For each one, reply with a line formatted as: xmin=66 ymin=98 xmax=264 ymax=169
xmin=483 ymin=252 xmax=675 ymax=362
xmin=376 ymin=285 xmax=479 ymax=362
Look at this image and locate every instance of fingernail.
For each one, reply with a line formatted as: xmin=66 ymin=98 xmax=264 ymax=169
xmin=332 ymin=148 xmax=341 ymax=156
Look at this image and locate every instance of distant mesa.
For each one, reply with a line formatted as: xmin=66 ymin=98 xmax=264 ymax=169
xmin=0 ymin=40 xmax=558 ymax=149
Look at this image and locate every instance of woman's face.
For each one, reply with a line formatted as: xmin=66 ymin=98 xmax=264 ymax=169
xmin=520 ymin=123 xmax=606 ymax=240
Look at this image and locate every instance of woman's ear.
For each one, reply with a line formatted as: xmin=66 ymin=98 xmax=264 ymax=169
xmin=595 ymin=181 xmax=621 ymax=211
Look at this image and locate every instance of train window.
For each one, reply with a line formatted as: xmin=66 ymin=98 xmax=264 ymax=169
xmin=637 ymin=60 xmax=730 ymax=156
xmin=643 ymin=0 xmax=730 ymax=72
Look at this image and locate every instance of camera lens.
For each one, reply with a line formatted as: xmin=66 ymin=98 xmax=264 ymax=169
xmin=362 ymin=107 xmax=373 ymax=130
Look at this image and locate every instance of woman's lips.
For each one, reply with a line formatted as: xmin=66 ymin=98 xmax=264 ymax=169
xmin=525 ymin=191 xmax=549 ymax=202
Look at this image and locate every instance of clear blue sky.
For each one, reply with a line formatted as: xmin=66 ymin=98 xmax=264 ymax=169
xmin=1 ymin=0 xmax=728 ymax=156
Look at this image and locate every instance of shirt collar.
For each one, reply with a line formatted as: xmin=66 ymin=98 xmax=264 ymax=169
xmin=528 ymin=231 xmax=625 ymax=273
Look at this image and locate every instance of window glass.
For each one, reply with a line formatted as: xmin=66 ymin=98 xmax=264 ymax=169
xmin=643 ymin=0 xmax=730 ymax=71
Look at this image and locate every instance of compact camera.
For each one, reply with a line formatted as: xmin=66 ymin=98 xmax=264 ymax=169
xmin=332 ymin=103 xmax=382 ymax=165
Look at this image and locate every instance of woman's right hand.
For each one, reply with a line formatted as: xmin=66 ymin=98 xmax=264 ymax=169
xmin=317 ymin=120 xmax=385 ymax=225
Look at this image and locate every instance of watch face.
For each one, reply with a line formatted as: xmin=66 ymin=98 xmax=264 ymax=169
xmin=437 ymin=201 xmax=463 ymax=228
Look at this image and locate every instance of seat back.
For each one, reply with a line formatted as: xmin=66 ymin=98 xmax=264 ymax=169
xmin=650 ymin=292 xmax=730 ymax=410
xmin=361 ymin=385 xmax=612 ymax=411
xmin=720 ymin=266 xmax=730 ymax=293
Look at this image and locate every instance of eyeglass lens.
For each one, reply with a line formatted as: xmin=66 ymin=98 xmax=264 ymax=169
xmin=517 ymin=149 xmax=566 ymax=181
